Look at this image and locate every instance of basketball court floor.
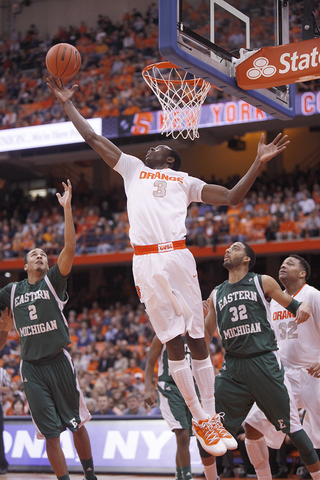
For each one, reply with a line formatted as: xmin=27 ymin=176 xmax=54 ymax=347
xmin=0 ymin=475 xmax=253 ymax=479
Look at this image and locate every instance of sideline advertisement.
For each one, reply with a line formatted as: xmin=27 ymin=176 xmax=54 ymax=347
xmin=4 ymin=417 xmax=203 ymax=474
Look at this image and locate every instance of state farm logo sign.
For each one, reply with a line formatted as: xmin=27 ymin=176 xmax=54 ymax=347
xmin=236 ymin=37 xmax=320 ymax=90
xmin=247 ymin=57 xmax=277 ymax=81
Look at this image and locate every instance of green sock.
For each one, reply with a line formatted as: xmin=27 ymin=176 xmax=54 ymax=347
xmin=57 ymin=475 xmax=70 ymax=480
xmin=175 ymin=467 xmax=183 ymax=480
xmin=181 ymin=465 xmax=193 ymax=480
xmin=80 ymin=458 xmax=96 ymax=480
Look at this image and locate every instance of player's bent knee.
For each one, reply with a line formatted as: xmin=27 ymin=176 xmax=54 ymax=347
xmin=289 ymin=430 xmax=319 ymax=466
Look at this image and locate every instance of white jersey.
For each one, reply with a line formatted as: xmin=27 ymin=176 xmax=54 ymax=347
xmin=114 ymin=153 xmax=205 ymax=246
xmin=270 ymin=284 xmax=320 ymax=369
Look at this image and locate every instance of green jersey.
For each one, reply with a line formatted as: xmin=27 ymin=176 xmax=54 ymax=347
xmin=213 ymin=272 xmax=278 ymax=357
xmin=0 ymin=263 xmax=71 ymax=361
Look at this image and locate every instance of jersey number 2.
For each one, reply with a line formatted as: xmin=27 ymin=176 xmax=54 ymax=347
xmin=28 ymin=305 xmax=38 ymax=321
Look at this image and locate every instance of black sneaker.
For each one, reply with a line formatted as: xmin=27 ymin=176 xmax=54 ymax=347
xmin=298 ymin=467 xmax=311 ymax=479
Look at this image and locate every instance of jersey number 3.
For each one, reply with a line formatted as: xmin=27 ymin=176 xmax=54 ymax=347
xmin=28 ymin=305 xmax=38 ymax=321
xmin=153 ymin=180 xmax=167 ymax=197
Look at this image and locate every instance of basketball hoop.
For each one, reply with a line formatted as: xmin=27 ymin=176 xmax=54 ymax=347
xmin=142 ymin=61 xmax=211 ymax=140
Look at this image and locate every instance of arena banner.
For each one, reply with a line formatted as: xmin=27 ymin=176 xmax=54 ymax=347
xmin=0 ymin=92 xmax=319 ymax=153
xmin=4 ymin=417 xmax=203 ymax=474
xmin=0 ymin=118 xmax=102 ymax=153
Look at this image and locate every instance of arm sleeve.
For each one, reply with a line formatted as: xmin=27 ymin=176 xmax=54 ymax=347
xmin=187 ymin=176 xmax=207 ymax=204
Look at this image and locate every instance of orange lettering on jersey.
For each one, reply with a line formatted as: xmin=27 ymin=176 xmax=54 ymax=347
xmin=139 ymin=171 xmax=184 ymax=183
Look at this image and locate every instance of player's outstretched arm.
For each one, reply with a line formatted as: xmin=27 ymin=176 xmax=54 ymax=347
xmin=204 ymin=292 xmax=217 ymax=347
xmin=201 ymin=132 xmax=289 ymax=206
xmin=261 ymin=275 xmax=311 ymax=324
xmin=46 ymin=77 xmax=122 ymax=169
xmin=56 ymin=180 xmax=76 ymax=277
xmin=144 ymin=336 xmax=162 ymax=408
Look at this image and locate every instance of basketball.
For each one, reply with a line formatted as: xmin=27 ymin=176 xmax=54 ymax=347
xmin=46 ymin=43 xmax=81 ymax=80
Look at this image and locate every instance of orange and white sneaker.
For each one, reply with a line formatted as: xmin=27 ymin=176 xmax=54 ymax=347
xmin=213 ymin=413 xmax=238 ymax=450
xmin=192 ymin=417 xmax=227 ymax=456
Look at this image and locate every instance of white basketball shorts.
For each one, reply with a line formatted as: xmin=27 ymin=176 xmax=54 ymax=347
xmin=132 ymin=248 xmax=204 ymax=344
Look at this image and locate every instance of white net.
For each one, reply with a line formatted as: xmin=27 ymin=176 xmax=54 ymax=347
xmin=142 ymin=62 xmax=212 ymax=140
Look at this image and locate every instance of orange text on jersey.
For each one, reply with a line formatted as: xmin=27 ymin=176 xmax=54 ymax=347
xmin=140 ymin=171 xmax=184 ymax=183
xmin=273 ymin=310 xmax=295 ymax=321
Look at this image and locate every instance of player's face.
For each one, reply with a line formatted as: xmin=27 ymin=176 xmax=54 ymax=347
xmin=145 ymin=145 xmax=173 ymax=170
xmin=223 ymin=242 xmax=248 ymax=270
xmin=279 ymin=257 xmax=305 ymax=284
xmin=24 ymin=249 xmax=49 ymax=275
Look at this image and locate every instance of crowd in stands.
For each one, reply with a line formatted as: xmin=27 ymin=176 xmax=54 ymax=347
xmin=1 ymin=163 xmax=320 ymax=260
xmin=0 ymin=1 xmax=319 ymax=129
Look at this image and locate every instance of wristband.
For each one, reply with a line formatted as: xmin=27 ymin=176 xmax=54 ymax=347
xmin=286 ymin=298 xmax=302 ymax=316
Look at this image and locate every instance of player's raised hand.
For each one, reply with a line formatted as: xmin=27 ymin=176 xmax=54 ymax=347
xmin=257 ymin=132 xmax=290 ymax=164
xmin=307 ymin=363 xmax=320 ymax=377
xmin=46 ymin=76 xmax=78 ymax=105
xmin=0 ymin=307 xmax=13 ymax=332
xmin=56 ymin=179 xmax=72 ymax=209
xmin=295 ymin=301 xmax=311 ymax=325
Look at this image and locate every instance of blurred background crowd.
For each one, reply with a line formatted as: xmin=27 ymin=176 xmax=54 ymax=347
xmin=0 ymin=1 xmax=319 ymax=129
xmin=0 ymin=160 xmax=319 ymax=260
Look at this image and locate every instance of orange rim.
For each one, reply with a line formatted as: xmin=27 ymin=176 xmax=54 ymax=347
xmin=142 ymin=61 xmax=208 ymax=86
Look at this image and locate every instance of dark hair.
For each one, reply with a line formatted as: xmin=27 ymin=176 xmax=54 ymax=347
xmin=168 ymin=147 xmax=182 ymax=171
xmin=240 ymin=242 xmax=256 ymax=270
xmin=288 ymin=254 xmax=311 ymax=281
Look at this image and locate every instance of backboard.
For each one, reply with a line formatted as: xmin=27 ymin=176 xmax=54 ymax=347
xmin=159 ymin=0 xmax=295 ymax=120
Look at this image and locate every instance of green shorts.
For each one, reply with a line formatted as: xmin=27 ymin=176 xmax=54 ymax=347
xmin=215 ymin=351 xmax=293 ymax=437
xmin=158 ymin=382 xmax=193 ymax=434
xmin=21 ymin=349 xmax=90 ymax=439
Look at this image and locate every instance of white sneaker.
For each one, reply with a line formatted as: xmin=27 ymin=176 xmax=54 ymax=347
xmin=213 ymin=413 xmax=238 ymax=450
xmin=192 ymin=417 xmax=227 ymax=456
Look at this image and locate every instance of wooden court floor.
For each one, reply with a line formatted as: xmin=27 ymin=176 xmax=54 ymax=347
xmin=0 ymin=474 xmax=201 ymax=480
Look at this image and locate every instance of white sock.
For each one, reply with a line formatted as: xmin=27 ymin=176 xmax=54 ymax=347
xmin=203 ymin=460 xmax=218 ymax=480
xmin=245 ymin=437 xmax=272 ymax=480
xmin=310 ymin=471 xmax=320 ymax=480
xmin=192 ymin=356 xmax=216 ymax=417
xmin=168 ymin=358 xmax=207 ymax=421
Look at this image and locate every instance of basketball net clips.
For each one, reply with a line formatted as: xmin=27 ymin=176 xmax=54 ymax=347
xmin=142 ymin=61 xmax=211 ymax=140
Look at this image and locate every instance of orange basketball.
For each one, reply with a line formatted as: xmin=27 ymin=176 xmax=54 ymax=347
xmin=46 ymin=43 xmax=81 ymax=80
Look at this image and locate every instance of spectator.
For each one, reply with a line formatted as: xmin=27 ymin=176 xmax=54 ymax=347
xmin=93 ymin=395 xmax=117 ymax=415
xmin=121 ymin=393 xmax=148 ymax=416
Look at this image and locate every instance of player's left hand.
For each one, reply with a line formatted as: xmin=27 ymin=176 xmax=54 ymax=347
xmin=257 ymin=132 xmax=290 ymax=164
xmin=307 ymin=363 xmax=320 ymax=377
xmin=56 ymin=179 xmax=72 ymax=209
xmin=295 ymin=301 xmax=311 ymax=325
xmin=0 ymin=307 xmax=13 ymax=332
